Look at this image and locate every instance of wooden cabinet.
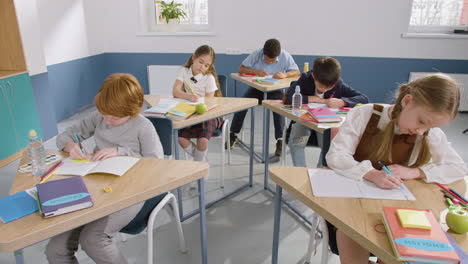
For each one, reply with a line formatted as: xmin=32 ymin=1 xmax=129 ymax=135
xmin=0 ymin=73 xmax=42 ymax=160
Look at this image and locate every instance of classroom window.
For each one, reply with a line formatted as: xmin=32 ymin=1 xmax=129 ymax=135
xmin=140 ymin=0 xmax=211 ymax=33
xmin=408 ymin=0 xmax=468 ymax=33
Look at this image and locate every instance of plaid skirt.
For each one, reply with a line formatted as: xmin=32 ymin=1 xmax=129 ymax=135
xmin=178 ymin=117 xmax=223 ymax=140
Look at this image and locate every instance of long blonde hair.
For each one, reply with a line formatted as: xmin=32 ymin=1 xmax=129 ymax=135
xmin=184 ymin=45 xmax=223 ymax=97
xmin=369 ymin=74 xmax=460 ymax=167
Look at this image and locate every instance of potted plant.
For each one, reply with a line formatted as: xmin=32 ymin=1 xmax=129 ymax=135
xmin=155 ymin=0 xmax=187 ymax=32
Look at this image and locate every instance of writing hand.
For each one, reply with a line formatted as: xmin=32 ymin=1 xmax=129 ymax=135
xmin=257 ymin=70 xmax=268 ymax=77
xmin=364 ymin=169 xmax=402 ymax=189
xmin=91 ymin=148 xmax=118 ymax=161
xmin=326 ymin=98 xmax=346 ymax=108
xmin=273 ymin=72 xmax=286 ymax=79
xmin=387 ymin=164 xmax=420 ymax=180
xmin=187 ymin=94 xmax=199 ymax=102
xmin=64 ymin=142 xmax=88 ymax=160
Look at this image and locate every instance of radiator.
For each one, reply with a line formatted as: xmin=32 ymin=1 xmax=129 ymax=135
xmin=409 ymin=72 xmax=468 ymax=112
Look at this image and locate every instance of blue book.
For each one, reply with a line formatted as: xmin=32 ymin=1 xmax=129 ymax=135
xmin=0 ymin=189 xmax=39 ymax=223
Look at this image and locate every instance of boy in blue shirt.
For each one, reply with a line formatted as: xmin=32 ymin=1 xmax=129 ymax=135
xmin=284 ymin=57 xmax=369 ymax=167
xmin=230 ymin=39 xmax=300 ymax=156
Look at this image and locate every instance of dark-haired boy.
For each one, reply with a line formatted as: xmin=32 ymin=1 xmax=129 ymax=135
xmin=284 ymin=57 xmax=369 ymax=167
xmin=230 ymin=39 xmax=300 ymax=157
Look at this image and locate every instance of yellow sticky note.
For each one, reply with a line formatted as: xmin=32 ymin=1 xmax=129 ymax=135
xmin=72 ymin=159 xmax=90 ymax=163
xmin=396 ymin=209 xmax=432 ymax=230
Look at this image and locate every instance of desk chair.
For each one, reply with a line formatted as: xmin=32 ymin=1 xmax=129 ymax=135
xmin=120 ymin=117 xmax=187 ymax=264
xmin=183 ymin=74 xmax=231 ymax=187
xmin=303 ymin=127 xmax=339 ymax=264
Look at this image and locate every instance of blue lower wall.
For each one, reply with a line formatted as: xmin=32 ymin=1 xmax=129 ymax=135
xmin=31 ymin=52 xmax=468 ymax=140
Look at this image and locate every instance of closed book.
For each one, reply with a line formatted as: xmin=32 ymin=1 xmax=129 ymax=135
xmin=382 ymin=206 xmax=459 ymax=264
xmin=36 ymin=176 xmax=93 ymax=218
xmin=0 ymin=189 xmax=38 ymax=223
xmin=307 ymin=108 xmax=342 ymax=123
xmin=166 ymin=102 xmax=196 ymax=120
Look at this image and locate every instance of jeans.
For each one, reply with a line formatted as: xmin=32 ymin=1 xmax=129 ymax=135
xmin=288 ymin=123 xmax=323 ymax=167
xmin=230 ymin=87 xmax=284 ymax=140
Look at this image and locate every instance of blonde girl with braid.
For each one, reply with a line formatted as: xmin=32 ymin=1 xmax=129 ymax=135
xmin=172 ymin=45 xmax=223 ymax=164
xmin=324 ymin=73 xmax=467 ymax=264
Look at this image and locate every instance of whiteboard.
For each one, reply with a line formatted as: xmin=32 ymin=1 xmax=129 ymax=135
xmin=409 ymin=72 xmax=468 ymax=112
xmin=147 ymin=65 xmax=180 ymax=96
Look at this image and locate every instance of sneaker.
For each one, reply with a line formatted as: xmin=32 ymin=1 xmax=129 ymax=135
xmin=275 ymin=139 xmax=283 ymax=156
xmin=226 ymin=133 xmax=238 ymax=149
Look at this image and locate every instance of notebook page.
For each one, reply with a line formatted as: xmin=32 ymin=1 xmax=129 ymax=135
xmin=308 ymin=169 xmax=362 ymax=198
xmin=88 ymin=156 xmax=139 ymax=176
xmin=55 ymin=158 xmax=97 ymax=176
xmin=308 ymin=169 xmax=415 ymax=200
xmin=360 ymin=180 xmax=416 ymax=200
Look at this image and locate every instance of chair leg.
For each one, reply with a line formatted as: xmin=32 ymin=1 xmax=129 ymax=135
xmin=225 ymin=120 xmax=231 ymax=165
xmin=146 ymin=193 xmax=187 ymax=264
xmin=302 ymin=214 xmax=328 ymax=264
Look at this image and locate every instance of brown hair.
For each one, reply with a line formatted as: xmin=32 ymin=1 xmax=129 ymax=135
xmin=95 ymin=73 xmax=144 ymax=118
xmin=369 ymin=73 xmax=460 ymax=167
xmin=313 ymin=57 xmax=341 ymax=86
xmin=184 ymin=45 xmax=223 ymax=97
xmin=263 ymin=38 xmax=281 ymax=58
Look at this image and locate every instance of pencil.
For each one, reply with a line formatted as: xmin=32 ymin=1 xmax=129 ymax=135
xmin=449 ymin=187 xmax=468 ymax=203
xmin=39 ymin=162 xmax=64 ymax=184
xmin=440 ymin=189 xmax=467 ymax=207
xmin=39 ymin=160 xmax=62 ymax=181
xmin=377 ymin=161 xmax=409 ymax=200
xmin=184 ymin=81 xmax=196 ymax=95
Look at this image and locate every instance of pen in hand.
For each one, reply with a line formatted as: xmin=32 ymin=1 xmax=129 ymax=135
xmin=73 ymin=132 xmax=87 ymax=156
xmin=377 ymin=161 xmax=409 ymax=200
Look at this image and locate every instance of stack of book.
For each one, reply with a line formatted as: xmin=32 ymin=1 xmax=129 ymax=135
xmin=382 ymin=206 xmax=460 ymax=264
xmin=307 ymin=108 xmax=342 ymax=123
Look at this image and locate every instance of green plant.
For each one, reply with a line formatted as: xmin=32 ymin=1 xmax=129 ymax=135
xmin=156 ymin=1 xmax=187 ymax=23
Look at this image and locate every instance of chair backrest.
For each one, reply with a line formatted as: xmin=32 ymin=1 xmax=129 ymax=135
xmin=217 ymin=74 xmax=227 ymax=96
xmin=321 ymin=127 xmax=339 ymax=167
xmin=146 ymin=116 xmax=173 ymax=156
xmin=147 ymin=65 xmax=180 ymax=95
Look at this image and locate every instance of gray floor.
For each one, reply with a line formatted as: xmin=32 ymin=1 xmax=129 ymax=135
xmin=0 ymin=106 xmax=467 ymax=264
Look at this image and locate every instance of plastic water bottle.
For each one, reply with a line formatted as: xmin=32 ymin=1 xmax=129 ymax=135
xmin=292 ymin=85 xmax=302 ymax=116
xmin=27 ymin=129 xmax=47 ymax=177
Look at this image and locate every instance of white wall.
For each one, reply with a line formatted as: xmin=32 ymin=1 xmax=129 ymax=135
xmin=37 ymin=0 xmax=92 ymax=66
xmin=83 ymin=0 xmax=468 ymax=60
xmin=14 ymin=0 xmax=47 ymax=75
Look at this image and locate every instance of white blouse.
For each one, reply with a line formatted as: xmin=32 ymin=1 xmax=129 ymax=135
xmin=326 ymin=104 xmax=467 ymax=184
xmin=176 ymin=66 xmax=217 ymax=97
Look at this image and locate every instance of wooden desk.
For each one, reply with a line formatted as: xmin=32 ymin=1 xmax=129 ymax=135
xmin=230 ymin=73 xmax=299 ymax=163
xmin=269 ymin=166 xmax=467 ymax=264
xmin=0 ymin=151 xmax=209 ymax=264
xmin=144 ymin=95 xmax=258 ymax=220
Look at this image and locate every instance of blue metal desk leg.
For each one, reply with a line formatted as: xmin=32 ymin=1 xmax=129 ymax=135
xmin=262 ymin=92 xmax=268 ymax=162
xmin=264 ymin=108 xmax=271 ymax=190
xmin=272 ymin=184 xmax=283 ymax=264
xmin=198 ymin=178 xmax=208 ymax=264
xmin=14 ymin=249 xmax=24 ymax=264
xmin=173 ymin=131 xmax=184 ymax=220
xmin=249 ymin=107 xmax=255 ymax=186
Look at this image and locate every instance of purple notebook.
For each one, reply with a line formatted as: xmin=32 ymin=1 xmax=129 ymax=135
xmin=36 ymin=176 xmax=93 ymax=218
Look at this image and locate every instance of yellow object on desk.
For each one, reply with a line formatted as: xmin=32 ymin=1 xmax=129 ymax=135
xmin=396 ymin=209 xmax=432 ymax=230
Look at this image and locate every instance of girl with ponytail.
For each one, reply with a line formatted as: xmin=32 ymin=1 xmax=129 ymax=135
xmin=324 ymin=73 xmax=467 ymax=263
xmin=172 ymin=45 xmax=223 ymax=170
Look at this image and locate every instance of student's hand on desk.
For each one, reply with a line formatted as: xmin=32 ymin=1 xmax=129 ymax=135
xmin=256 ymin=70 xmax=268 ymax=77
xmin=364 ymin=169 xmax=403 ymax=189
xmin=387 ymin=164 xmax=421 ymax=180
xmin=187 ymin=94 xmax=199 ymax=102
xmin=64 ymin=142 xmax=89 ymax=160
xmin=272 ymin=72 xmax=286 ymax=79
xmin=92 ymin=148 xmax=118 ymax=161
xmin=326 ymin=98 xmax=346 ymax=108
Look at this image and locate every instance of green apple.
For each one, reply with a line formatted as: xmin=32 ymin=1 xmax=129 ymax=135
xmin=196 ymin=103 xmax=208 ymax=115
xmin=446 ymin=209 xmax=468 ymax=234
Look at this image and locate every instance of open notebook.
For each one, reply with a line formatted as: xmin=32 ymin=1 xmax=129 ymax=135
xmin=308 ymin=169 xmax=415 ymax=200
xmin=55 ymin=156 xmax=140 ymax=177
